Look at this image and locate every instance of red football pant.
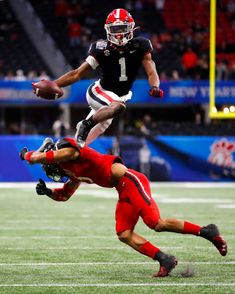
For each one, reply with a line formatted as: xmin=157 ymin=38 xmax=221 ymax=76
xmin=115 ymin=169 xmax=160 ymax=234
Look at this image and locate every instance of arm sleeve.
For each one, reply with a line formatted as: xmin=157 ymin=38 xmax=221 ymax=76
xmin=52 ymin=179 xmax=80 ymax=201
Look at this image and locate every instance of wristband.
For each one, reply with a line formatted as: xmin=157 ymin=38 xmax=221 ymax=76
xmin=25 ymin=151 xmax=34 ymax=163
xmin=45 ymin=150 xmax=55 ymax=163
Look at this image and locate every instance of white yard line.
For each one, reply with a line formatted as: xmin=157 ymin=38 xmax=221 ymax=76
xmin=0 ymin=235 xmax=234 ymax=239
xmin=0 ymin=246 xmax=221 ymax=251
xmin=0 ymin=283 xmax=234 ymax=287
xmin=1 ymin=182 xmax=235 ymax=189
xmin=159 ymin=198 xmax=234 ymax=203
xmin=217 ymin=204 xmax=235 ymax=208
xmin=0 ymin=261 xmax=234 ymax=266
xmin=151 ymin=182 xmax=235 ymax=188
xmin=0 ymin=247 xmax=182 ymax=250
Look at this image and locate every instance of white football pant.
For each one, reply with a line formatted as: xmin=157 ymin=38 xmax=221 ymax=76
xmin=76 ymin=80 xmax=132 ymax=145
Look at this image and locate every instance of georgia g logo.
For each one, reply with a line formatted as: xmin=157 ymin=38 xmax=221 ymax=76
xmin=208 ymin=138 xmax=235 ymax=168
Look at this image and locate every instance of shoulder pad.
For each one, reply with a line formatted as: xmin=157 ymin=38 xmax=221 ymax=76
xmin=132 ymin=37 xmax=153 ymax=52
xmin=95 ymin=39 xmax=108 ymax=50
xmin=88 ymin=40 xmax=108 ymax=56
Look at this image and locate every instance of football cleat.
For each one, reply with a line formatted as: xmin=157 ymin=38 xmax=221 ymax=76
xmin=200 ymin=224 xmax=227 ymax=256
xmin=37 ymin=137 xmax=54 ymax=152
xmin=153 ymin=254 xmax=178 ymax=278
xmin=75 ymin=120 xmax=90 ymax=148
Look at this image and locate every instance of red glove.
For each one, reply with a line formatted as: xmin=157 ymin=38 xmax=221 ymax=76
xmin=149 ymin=86 xmax=164 ymax=98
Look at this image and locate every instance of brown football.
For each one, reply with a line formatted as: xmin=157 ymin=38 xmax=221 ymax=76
xmin=32 ymin=80 xmax=64 ymax=100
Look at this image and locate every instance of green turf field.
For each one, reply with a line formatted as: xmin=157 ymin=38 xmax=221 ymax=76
xmin=0 ymin=183 xmax=234 ymax=293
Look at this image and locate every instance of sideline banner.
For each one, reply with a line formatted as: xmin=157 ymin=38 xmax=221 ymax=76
xmin=1 ymin=80 xmax=235 ymax=105
xmin=147 ymin=136 xmax=235 ymax=181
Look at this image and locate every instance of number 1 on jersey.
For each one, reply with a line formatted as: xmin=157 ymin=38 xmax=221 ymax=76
xmin=118 ymin=57 xmax=128 ymax=81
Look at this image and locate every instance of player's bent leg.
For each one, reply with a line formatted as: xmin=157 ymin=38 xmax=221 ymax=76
xmin=117 ymin=230 xmax=178 ymax=278
xmin=121 ymin=169 xmax=161 ymax=230
xmin=115 ymin=202 xmax=155 ymax=258
xmin=86 ymin=119 xmax=112 ymax=145
xmin=115 ymin=201 xmax=177 ymax=277
xmin=155 ymin=218 xmax=202 ymax=235
xmin=117 ymin=230 xmax=147 ymax=250
xmin=92 ymin=101 xmax=126 ymax=122
xmin=154 ymin=219 xmax=227 ymax=256
xmin=76 ymin=102 xmax=125 ymax=147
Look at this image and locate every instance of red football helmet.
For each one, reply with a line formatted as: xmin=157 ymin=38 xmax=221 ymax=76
xmin=104 ymin=8 xmax=135 ymax=46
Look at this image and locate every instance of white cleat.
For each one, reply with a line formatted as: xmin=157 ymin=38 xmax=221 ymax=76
xmin=37 ymin=137 xmax=54 ymax=152
xmin=75 ymin=121 xmax=87 ymax=148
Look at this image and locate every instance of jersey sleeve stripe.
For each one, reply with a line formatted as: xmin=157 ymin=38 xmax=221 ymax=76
xmin=85 ymin=55 xmax=99 ymax=69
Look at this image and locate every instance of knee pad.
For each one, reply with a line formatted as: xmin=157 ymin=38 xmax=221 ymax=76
xmin=143 ymin=215 xmax=159 ymax=229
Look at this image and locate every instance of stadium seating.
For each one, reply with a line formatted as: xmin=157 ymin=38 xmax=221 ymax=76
xmin=0 ymin=0 xmax=51 ymax=76
xmin=28 ymin=0 xmax=126 ymax=69
xmin=28 ymin=0 xmax=166 ymax=72
xmin=163 ymin=0 xmax=235 ymax=50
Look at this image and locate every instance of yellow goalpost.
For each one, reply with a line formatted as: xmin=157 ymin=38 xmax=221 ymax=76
xmin=209 ymin=0 xmax=235 ymax=119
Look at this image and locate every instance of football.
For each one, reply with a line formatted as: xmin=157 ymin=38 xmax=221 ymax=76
xmin=32 ymin=80 xmax=64 ymax=100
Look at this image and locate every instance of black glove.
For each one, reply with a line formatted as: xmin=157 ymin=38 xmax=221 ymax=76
xmin=149 ymin=86 xmax=164 ymax=98
xmin=36 ymin=179 xmax=52 ymax=196
xmin=19 ymin=147 xmax=28 ymax=160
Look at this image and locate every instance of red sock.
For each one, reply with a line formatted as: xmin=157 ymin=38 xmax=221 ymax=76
xmin=183 ymin=221 xmax=201 ymax=235
xmin=139 ymin=241 xmax=160 ymax=259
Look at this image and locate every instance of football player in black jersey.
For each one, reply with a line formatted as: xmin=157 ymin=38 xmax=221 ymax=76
xmin=54 ymin=8 xmax=164 ymax=147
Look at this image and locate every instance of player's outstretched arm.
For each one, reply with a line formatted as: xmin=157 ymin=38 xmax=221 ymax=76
xmin=36 ymin=178 xmax=53 ymax=197
xmin=54 ymin=61 xmax=92 ymax=88
xmin=36 ymin=178 xmax=80 ymax=201
xmin=20 ymin=147 xmax=80 ymax=165
xmin=142 ymin=53 xmax=164 ymax=98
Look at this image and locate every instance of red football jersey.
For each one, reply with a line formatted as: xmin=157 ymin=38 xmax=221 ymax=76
xmin=59 ymin=140 xmax=123 ymax=188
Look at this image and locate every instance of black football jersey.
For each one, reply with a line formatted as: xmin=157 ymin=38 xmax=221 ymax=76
xmin=88 ymin=37 xmax=153 ymax=96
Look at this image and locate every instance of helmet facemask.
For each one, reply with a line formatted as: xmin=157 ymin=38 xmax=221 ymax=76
xmin=105 ymin=22 xmax=135 ymax=46
xmin=39 ymin=138 xmax=68 ymax=183
xmin=42 ymin=163 xmax=68 ymax=183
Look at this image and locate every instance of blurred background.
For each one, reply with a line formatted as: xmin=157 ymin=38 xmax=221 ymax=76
xmin=0 ymin=0 xmax=235 ymax=182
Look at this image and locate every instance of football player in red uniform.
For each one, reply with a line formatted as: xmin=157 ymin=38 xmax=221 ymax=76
xmin=20 ymin=138 xmax=227 ymax=278
xmin=50 ymin=8 xmax=164 ymax=147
